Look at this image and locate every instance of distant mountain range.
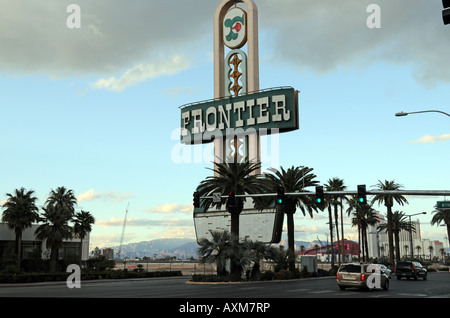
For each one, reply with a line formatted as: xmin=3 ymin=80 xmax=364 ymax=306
xmin=111 ymin=238 xmax=322 ymax=259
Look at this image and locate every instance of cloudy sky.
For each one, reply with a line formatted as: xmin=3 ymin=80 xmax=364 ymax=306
xmin=1 ymin=0 xmax=450 ymax=253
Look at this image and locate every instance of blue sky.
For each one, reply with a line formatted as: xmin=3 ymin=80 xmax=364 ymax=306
xmin=1 ymin=0 xmax=450 ymax=252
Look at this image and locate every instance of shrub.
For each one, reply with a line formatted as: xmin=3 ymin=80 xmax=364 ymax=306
xmin=260 ymin=271 xmax=275 ymax=281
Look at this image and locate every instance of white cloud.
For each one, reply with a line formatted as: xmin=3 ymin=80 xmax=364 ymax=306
xmin=408 ymin=134 xmax=450 ymax=144
xmin=77 ymin=189 xmax=133 ymax=202
xmin=0 ymin=0 xmax=213 ymax=77
xmin=258 ymin=0 xmax=450 ymax=86
xmin=147 ymin=203 xmax=192 ymax=214
xmin=90 ymin=55 xmax=191 ymax=92
xmin=155 ymin=226 xmax=196 ymax=239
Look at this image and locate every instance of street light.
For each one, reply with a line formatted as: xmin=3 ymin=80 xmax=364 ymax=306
xmin=406 ymin=212 xmax=427 ymax=259
xmin=395 ymin=110 xmax=450 ymax=118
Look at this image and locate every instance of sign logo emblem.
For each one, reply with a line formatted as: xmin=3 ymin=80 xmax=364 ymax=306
xmin=223 ymin=7 xmax=247 ymax=49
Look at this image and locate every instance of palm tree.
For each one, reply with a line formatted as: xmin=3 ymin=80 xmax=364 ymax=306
xmin=265 ymin=165 xmax=319 ymax=270
xmin=45 ymin=186 xmax=77 ymax=219
xmin=35 ymin=186 xmax=77 ymax=272
xmin=197 ymin=161 xmax=270 ymax=241
xmin=377 ymin=211 xmax=414 ymax=262
xmin=428 ymin=246 xmax=434 ymax=261
xmin=1 ymin=188 xmax=40 ymax=268
xmin=198 ymin=230 xmax=234 ymax=276
xmin=415 ymin=245 xmax=422 ymax=260
xmin=347 ymin=196 xmax=378 ymax=261
xmin=73 ymin=210 xmax=95 ymax=266
xmin=404 ymin=245 xmax=409 ymax=259
xmin=324 ymin=177 xmax=346 ymax=266
xmin=371 ymin=180 xmax=408 ymax=266
xmin=347 ymin=196 xmax=362 ymax=261
xmin=430 ymin=207 xmax=450 ymax=248
xmin=246 ymin=240 xmax=277 ymax=280
xmin=35 ymin=204 xmax=74 ymax=272
xmin=326 ymin=196 xmax=336 ymax=267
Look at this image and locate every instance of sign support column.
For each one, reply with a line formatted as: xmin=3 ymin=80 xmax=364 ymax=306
xmin=213 ymin=0 xmax=260 ymax=172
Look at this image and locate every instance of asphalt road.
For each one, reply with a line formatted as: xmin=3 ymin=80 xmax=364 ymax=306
xmin=1 ymin=272 xmax=449 ymax=299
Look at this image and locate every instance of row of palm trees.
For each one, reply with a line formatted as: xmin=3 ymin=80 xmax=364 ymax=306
xmin=1 ymin=186 xmax=95 ymax=272
xmin=196 ymin=162 xmax=450 ymax=274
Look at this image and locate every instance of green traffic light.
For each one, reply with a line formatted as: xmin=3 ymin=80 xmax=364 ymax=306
xmin=277 ymin=198 xmax=283 ymax=204
xmin=316 ymin=198 xmax=322 ymax=203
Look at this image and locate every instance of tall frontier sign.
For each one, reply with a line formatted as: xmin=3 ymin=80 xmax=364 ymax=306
xmin=180 ymin=0 xmax=299 ymax=243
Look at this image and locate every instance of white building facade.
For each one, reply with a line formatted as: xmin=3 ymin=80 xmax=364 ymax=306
xmin=0 ymin=223 xmax=90 ymax=262
xmin=367 ymin=217 xmax=446 ymax=261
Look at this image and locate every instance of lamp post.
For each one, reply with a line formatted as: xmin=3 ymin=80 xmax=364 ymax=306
xmin=395 ymin=110 xmax=450 ymax=118
xmin=406 ymin=212 xmax=427 ymax=259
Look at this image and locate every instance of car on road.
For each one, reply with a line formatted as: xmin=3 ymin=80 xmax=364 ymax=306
xmin=336 ymin=263 xmax=390 ymax=291
xmin=375 ymin=264 xmax=392 ymax=278
xmin=395 ymin=261 xmax=427 ymax=280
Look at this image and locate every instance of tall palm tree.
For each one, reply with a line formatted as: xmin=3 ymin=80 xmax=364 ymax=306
xmin=347 ymin=196 xmax=362 ymax=260
xmin=324 ymin=178 xmax=346 ymax=266
xmin=265 ymin=165 xmax=319 ymax=270
xmin=347 ymin=195 xmax=378 ymax=261
xmin=73 ymin=210 xmax=95 ymax=266
xmin=377 ymin=211 xmax=415 ymax=262
xmin=45 ymin=186 xmax=77 ymax=219
xmin=326 ymin=196 xmax=335 ymax=267
xmin=35 ymin=204 xmax=74 ymax=272
xmin=371 ymin=180 xmax=408 ymax=266
xmin=35 ymin=186 xmax=77 ymax=272
xmin=197 ymin=161 xmax=270 ymax=240
xmin=428 ymin=246 xmax=434 ymax=260
xmin=1 ymin=188 xmax=40 ymax=268
xmin=430 ymin=207 xmax=450 ymax=248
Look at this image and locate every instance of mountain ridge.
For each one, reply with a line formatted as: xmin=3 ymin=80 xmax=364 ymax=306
xmin=111 ymin=238 xmax=322 ymax=259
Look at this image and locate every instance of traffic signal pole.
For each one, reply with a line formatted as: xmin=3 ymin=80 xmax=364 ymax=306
xmin=198 ymin=189 xmax=450 ymax=200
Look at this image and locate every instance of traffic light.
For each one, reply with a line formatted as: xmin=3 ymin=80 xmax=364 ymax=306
xmin=315 ymin=186 xmax=324 ymax=204
xmin=193 ymin=192 xmax=200 ymax=208
xmin=277 ymin=187 xmax=285 ymax=204
xmin=443 ymin=0 xmax=450 ymax=25
xmin=357 ymin=185 xmax=367 ymax=205
xmin=227 ymin=191 xmax=236 ymax=209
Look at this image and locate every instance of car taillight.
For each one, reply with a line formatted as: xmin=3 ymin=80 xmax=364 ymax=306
xmin=360 ymin=274 xmax=365 ymax=281
xmin=337 ymin=273 xmax=340 ymax=279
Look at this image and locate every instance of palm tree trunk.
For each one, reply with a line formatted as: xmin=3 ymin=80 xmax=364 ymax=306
xmin=15 ymin=230 xmax=22 ymax=269
xmin=230 ymin=212 xmax=240 ymax=241
xmin=361 ymin=227 xmax=365 ymax=261
xmin=49 ymin=243 xmax=61 ymax=273
xmin=79 ymin=238 xmax=83 ymax=267
xmin=340 ymin=201 xmax=345 ymax=263
xmin=364 ymin=227 xmax=369 ymax=261
xmin=394 ymin=232 xmax=401 ymax=262
xmin=287 ymin=212 xmax=295 ymax=271
xmin=327 ymin=205 xmax=334 ymax=268
xmin=358 ymin=225 xmax=361 ymax=261
xmin=230 ymin=212 xmax=240 ymax=276
xmin=334 ymin=204 xmax=341 ymax=266
xmin=386 ymin=204 xmax=395 ymax=266
xmin=446 ymin=224 xmax=450 ymax=249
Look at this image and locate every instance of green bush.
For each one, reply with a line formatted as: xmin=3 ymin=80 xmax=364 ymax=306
xmin=274 ymin=270 xmax=292 ymax=280
xmin=260 ymin=271 xmax=275 ymax=280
